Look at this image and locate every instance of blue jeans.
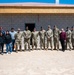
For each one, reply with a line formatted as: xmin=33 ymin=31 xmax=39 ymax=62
xmin=12 ymin=39 xmax=15 ymax=51
xmin=6 ymin=43 xmax=12 ymax=53
xmin=0 ymin=43 xmax=4 ymax=53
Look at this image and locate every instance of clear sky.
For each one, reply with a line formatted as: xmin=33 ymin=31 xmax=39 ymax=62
xmin=0 ymin=0 xmax=74 ymax=5
xmin=60 ymin=0 xmax=74 ymax=4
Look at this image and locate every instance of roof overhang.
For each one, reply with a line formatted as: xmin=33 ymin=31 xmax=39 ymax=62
xmin=0 ymin=3 xmax=74 ymax=14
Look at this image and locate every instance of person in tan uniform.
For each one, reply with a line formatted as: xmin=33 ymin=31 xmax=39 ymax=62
xmin=39 ymin=27 xmax=46 ymax=50
xmin=71 ymin=26 xmax=74 ymax=50
xmin=46 ymin=25 xmax=53 ymax=50
xmin=15 ymin=28 xmax=23 ymax=52
xmin=23 ymin=27 xmax=31 ymax=51
xmin=53 ymin=25 xmax=60 ymax=51
xmin=66 ymin=27 xmax=72 ymax=51
xmin=31 ymin=28 xmax=39 ymax=50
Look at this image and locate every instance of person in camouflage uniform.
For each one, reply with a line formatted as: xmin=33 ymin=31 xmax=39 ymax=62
xmin=39 ymin=27 xmax=46 ymax=50
xmin=53 ymin=25 xmax=60 ymax=51
xmin=71 ymin=26 xmax=74 ymax=50
xmin=66 ymin=27 xmax=72 ymax=50
xmin=23 ymin=26 xmax=31 ymax=51
xmin=46 ymin=25 xmax=53 ymax=50
xmin=31 ymin=28 xmax=39 ymax=50
xmin=15 ymin=28 xmax=23 ymax=52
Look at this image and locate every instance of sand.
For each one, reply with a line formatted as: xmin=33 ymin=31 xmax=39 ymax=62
xmin=0 ymin=50 xmax=74 ymax=75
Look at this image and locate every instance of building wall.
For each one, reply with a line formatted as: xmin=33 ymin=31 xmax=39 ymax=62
xmin=0 ymin=14 xmax=74 ymax=31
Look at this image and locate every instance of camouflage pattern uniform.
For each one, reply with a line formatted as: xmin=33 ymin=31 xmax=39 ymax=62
xmin=15 ymin=29 xmax=23 ymax=52
xmin=66 ymin=29 xmax=72 ymax=50
xmin=71 ymin=27 xmax=74 ymax=50
xmin=23 ymin=30 xmax=31 ymax=51
xmin=31 ymin=31 xmax=39 ymax=50
xmin=53 ymin=26 xmax=60 ymax=50
xmin=39 ymin=29 xmax=46 ymax=50
xmin=46 ymin=26 xmax=53 ymax=50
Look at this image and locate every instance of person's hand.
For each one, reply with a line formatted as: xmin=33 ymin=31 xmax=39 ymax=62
xmin=47 ymin=38 xmax=50 ymax=41
xmin=64 ymin=40 xmax=66 ymax=42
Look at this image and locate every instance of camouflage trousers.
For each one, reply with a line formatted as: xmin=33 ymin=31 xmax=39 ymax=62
xmin=72 ymin=38 xmax=74 ymax=49
xmin=40 ymin=38 xmax=45 ymax=49
xmin=47 ymin=37 xmax=53 ymax=50
xmin=66 ymin=38 xmax=72 ymax=50
xmin=54 ymin=37 xmax=59 ymax=50
xmin=24 ymin=39 xmax=30 ymax=50
xmin=32 ymin=39 xmax=37 ymax=50
xmin=15 ymin=40 xmax=22 ymax=52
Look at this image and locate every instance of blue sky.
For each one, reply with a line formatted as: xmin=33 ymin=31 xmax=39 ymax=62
xmin=0 ymin=0 xmax=74 ymax=5
xmin=60 ymin=0 xmax=74 ymax=4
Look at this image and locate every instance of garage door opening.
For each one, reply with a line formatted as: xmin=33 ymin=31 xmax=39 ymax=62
xmin=25 ymin=23 xmax=35 ymax=32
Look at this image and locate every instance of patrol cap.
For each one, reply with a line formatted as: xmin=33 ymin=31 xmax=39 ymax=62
xmin=48 ymin=25 xmax=51 ymax=28
xmin=54 ymin=25 xmax=57 ymax=27
xmin=18 ymin=28 xmax=21 ymax=31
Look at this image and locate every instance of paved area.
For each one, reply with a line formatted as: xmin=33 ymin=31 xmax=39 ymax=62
xmin=0 ymin=50 xmax=74 ymax=75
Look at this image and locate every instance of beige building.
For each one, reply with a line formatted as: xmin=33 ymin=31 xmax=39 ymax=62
xmin=0 ymin=3 xmax=74 ymax=31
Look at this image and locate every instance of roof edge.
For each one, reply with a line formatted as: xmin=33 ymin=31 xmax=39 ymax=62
xmin=0 ymin=2 xmax=74 ymax=7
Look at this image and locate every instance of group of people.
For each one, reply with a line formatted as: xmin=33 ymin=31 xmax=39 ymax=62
xmin=0 ymin=25 xmax=74 ymax=55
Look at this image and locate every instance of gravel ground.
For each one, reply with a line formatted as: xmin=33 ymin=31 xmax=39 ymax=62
xmin=0 ymin=50 xmax=74 ymax=75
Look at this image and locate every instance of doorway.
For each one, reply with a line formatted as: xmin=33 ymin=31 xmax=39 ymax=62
xmin=25 ymin=23 xmax=35 ymax=32
xmin=25 ymin=23 xmax=35 ymax=45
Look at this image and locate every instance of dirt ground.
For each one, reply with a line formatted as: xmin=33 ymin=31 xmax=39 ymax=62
xmin=0 ymin=49 xmax=74 ymax=75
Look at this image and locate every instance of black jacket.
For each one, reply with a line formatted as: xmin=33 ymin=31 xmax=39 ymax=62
xmin=5 ymin=34 xmax=12 ymax=44
xmin=0 ymin=35 xmax=4 ymax=44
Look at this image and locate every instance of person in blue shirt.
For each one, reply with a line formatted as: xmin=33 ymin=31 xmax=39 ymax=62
xmin=10 ymin=28 xmax=16 ymax=51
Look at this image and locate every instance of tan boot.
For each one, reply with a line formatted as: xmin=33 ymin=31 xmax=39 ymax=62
xmin=51 ymin=48 xmax=53 ymax=51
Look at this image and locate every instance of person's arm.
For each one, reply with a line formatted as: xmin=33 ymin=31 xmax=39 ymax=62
xmin=22 ymin=31 xmax=25 ymax=37
xmin=37 ymin=31 xmax=39 ymax=37
xmin=70 ymin=30 xmax=72 ymax=38
xmin=14 ymin=33 xmax=17 ymax=40
xmin=10 ymin=34 xmax=12 ymax=42
xmin=50 ymin=30 xmax=53 ymax=38
xmin=28 ymin=31 xmax=31 ymax=39
xmin=64 ymin=32 xmax=66 ymax=42
xmin=46 ymin=31 xmax=48 ymax=38
xmin=44 ymin=31 xmax=46 ymax=37
xmin=21 ymin=32 xmax=23 ymax=38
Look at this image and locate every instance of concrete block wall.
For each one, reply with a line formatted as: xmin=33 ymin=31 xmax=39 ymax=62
xmin=0 ymin=14 xmax=74 ymax=31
